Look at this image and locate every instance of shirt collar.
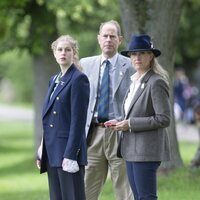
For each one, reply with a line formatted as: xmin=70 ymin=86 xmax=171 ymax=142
xmin=55 ymin=72 xmax=62 ymax=84
xmin=130 ymin=70 xmax=150 ymax=82
xmin=100 ymin=53 xmax=118 ymax=68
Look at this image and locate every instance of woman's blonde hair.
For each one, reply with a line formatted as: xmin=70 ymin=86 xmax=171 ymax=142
xmin=150 ymin=56 xmax=169 ymax=85
xmin=51 ymin=35 xmax=80 ymax=67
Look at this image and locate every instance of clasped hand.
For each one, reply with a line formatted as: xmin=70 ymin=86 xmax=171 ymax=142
xmin=104 ymin=119 xmax=129 ymax=131
xmin=62 ymin=158 xmax=79 ymax=173
xmin=36 ymin=144 xmax=42 ymax=169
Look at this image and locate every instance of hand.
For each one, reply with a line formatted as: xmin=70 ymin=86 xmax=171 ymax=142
xmin=62 ymin=158 xmax=79 ymax=173
xmin=36 ymin=143 xmax=42 ymax=170
xmin=114 ymin=120 xmax=129 ymax=131
xmin=104 ymin=119 xmax=118 ymax=128
xmin=36 ymin=159 xmax=41 ymax=169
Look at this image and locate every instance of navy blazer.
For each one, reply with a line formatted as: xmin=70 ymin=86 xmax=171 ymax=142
xmin=40 ymin=64 xmax=90 ymax=173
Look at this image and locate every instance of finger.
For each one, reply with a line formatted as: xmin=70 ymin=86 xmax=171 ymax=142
xmin=36 ymin=160 xmax=41 ymax=169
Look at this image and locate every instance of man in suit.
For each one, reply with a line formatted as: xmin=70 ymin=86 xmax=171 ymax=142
xmin=80 ymin=20 xmax=134 ymax=200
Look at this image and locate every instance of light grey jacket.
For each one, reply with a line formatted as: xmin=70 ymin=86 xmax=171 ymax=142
xmin=80 ymin=54 xmax=134 ymax=136
xmin=120 ymin=70 xmax=171 ymax=162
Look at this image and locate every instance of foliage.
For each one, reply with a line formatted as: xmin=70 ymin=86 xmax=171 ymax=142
xmin=0 ymin=0 xmax=199 ymax=102
xmin=0 ymin=49 xmax=33 ymax=103
xmin=0 ymin=0 xmax=57 ymax=55
xmin=0 ymin=120 xmax=199 ymax=200
xmin=49 ymin=0 xmax=120 ymax=57
xmin=0 ymin=0 xmax=119 ymax=56
xmin=0 ymin=0 xmax=120 ymax=103
xmin=176 ymin=0 xmax=200 ymax=67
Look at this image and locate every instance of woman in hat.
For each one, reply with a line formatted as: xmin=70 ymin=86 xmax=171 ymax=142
xmin=105 ymin=34 xmax=171 ymax=200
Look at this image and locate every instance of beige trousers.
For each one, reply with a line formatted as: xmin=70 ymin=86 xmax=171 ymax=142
xmin=85 ymin=126 xmax=133 ymax=200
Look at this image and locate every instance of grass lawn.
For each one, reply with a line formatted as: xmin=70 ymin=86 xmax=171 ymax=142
xmin=0 ymin=121 xmax=200 ymax=200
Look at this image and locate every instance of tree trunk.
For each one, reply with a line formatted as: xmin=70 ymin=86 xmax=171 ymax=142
xmin=119 ymin=0 xmax=184 ymax=169
xmin=27 ymin=1 xmax=58 ymax=153
xmin=33 ymin=54 xmax=58 ymax=151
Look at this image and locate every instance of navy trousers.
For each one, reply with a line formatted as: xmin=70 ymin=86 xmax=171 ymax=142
xmin=126 ymin=161 xmax=161 ymax=200
xmin=47 ymin=160 xmax=86 ymax=200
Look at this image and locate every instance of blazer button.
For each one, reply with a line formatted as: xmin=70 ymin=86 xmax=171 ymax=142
xmin=50 ymin=124 xmax=54 ymax=128
xmin=56 ymin=97 xmax=60 ymax=100
xmin=53 ymin=111 xmax=57 ymax=115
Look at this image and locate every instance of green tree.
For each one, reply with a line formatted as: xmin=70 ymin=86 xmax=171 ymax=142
xmin=1 ymin=0 xmax=199 ymax=169
xmin=0 ymin=0 xmax=59 ymax=148
xmin=0 ymin=50 xmax=33 ymax=102
xmin=176 ymin=0 xmax=200 ymax=68
xmin=0 ymin=0 xmax=120 ymax=149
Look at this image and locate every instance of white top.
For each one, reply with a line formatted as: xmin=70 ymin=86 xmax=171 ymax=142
xmin=124 ymin=71 xmax=148 ymax=116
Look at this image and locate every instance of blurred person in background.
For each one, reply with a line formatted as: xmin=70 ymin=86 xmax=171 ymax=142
xmin=174 ymin=68 xmax=199 ymax=123
xmin=174 ymin=68 xmax=188 ymax=119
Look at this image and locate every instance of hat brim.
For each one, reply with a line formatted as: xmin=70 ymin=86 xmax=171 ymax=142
xmin=121 ymin=49 xmax=161 ymax=57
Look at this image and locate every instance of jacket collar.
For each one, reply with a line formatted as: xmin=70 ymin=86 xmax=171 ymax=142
xmin=42 ymin=64 xmax=76 ymax=117
xmin=124 ymin=69 xmax=154 ymax=118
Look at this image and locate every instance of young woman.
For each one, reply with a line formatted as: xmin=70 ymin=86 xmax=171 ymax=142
xmin=105 ymin=34 xmax=171 ymax=200
xmin=36 ymin=35 xmax=89 ymax=200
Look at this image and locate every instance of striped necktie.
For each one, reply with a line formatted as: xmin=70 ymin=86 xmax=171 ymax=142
xmin=49 ymin=73 xmax=61 ymax=100
xmin=97 ymin=60 xmax=110 ymax=122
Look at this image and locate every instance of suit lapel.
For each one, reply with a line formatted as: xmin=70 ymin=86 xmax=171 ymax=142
xmin=42 ymin=75 xmax=57 ymax=115
xmin=92 ymin=57 xmax=101 ymax=93
xmin=87 ymin=56 xmax=101 ymax=95
xmin=125 ymin=84 xmax=146 ymax=118
xmin=113 ymin=56 xmax=129 ymax=97
xmin=43 ymin=65 xmax=76 ymax=117
xmin=125 ymin=70 xmax=154 ymax=118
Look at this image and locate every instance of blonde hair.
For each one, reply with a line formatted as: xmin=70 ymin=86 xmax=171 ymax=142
xmin=150 ymin=57 xmax=169 ymax=85
xmin=51 ymin=35 xmax=80 ymax=67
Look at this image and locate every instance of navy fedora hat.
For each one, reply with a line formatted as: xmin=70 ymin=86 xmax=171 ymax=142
xmin=121 ymin=34 xmax=161 ymax=57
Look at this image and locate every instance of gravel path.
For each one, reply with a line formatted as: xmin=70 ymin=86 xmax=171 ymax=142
xmin=0 ymin=104 xmax=199 ymax=142
xmin=0 ymin=104 xmax=33 ymax=122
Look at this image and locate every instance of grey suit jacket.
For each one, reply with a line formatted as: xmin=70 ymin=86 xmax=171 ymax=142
xmin=80 ymin=54 xmax=134 ymax=136
xmin=120 ymin=70 xmax=171 ymax=162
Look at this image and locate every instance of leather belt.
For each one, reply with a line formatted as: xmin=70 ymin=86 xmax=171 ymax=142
xmin=93 ymin=122 xmax=106 ymax=128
